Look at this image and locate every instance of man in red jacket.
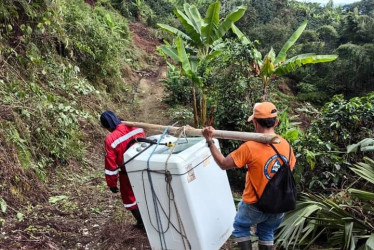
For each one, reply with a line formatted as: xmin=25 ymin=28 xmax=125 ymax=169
xmin=100 ymin=110 xmax=145 ymax=228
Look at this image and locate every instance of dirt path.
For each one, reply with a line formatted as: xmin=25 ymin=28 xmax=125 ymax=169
xmin=127 ymin=66 xmax=171 ymax=126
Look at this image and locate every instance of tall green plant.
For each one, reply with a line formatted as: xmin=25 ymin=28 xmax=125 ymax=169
xmin=241 ymin=20 xmax=338 ymax=101
xmin=157 ymin=1 xmax=246 ymax=126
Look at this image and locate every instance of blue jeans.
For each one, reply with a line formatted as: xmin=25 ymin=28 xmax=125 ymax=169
xmin=232 ymin=201 xmax=284 ymax=245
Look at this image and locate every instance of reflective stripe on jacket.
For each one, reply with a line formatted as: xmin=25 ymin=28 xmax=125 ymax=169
xmin=104 ymin=124 xmax=145 ymax=187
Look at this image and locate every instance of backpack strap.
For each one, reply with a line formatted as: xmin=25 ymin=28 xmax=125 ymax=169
xmin=269 ymin=143 xmax=291 ymax=168
xmin=248 ymin=143 xmax=292 ymax=202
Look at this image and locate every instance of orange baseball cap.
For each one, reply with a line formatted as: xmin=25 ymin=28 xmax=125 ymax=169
xmin=247 ymin=102 xmax=278 ymax=122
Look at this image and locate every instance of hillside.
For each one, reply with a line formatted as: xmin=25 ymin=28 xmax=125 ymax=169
xmin=0 ymin=20 xmax=173 ymax=249
xmin=1 ymin=0 xmax=373 ymax=249
xmin=0 ymin=1 xmax=176 ymax=247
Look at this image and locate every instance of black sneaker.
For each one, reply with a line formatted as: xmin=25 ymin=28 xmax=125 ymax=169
xmin=133 ymin=222 xmax=145 ymax=230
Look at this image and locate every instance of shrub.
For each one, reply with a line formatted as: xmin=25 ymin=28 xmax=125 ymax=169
xmin=161 ymin=63 xmax=192 ymax=106
xmin=296 ymin=93 xmax=374 ymax=192
xmin=62 ymin=0 xmax=132 ymax=86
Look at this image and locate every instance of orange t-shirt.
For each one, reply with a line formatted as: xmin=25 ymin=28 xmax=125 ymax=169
xmin=230 ymin=136 xmax=296 ymax=204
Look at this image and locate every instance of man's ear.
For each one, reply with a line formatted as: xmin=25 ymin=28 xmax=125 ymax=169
xmin=252 ymin=119 xmax=258 ymax=130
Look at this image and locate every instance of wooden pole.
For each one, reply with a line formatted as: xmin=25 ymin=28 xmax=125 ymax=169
xmin=122 ymin=121 xmax=280 ymax=144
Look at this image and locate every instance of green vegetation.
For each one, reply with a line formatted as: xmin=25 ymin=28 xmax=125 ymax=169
xmin=158 ymin=1 xmax=247 ymax=126
xmin=278 ymin=157 xmax=374 ymax=249
xmin=0 ymin=0 xmax=147 ymax=218
xmin=158 ymin=0 xmax=373 ymax=248
xmin=1 ymin=0 xmax=373 ymax=248
xmin=254 ymin=20 xmax=338 ymax=101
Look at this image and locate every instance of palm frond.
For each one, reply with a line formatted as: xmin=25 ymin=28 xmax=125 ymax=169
xmin=349 ymin=158 xmax=374 ymax=184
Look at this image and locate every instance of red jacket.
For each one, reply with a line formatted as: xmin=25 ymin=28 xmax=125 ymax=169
xmin=104 ymin=124 xmax=145 ymax=188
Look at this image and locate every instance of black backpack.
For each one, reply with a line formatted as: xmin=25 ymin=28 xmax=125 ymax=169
xmin=250 ymin=144 xmax=297 ymax=213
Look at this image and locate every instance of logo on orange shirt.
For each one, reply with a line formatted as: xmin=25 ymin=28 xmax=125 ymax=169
xmin=264 ymin=154 xmax=288 ymax=180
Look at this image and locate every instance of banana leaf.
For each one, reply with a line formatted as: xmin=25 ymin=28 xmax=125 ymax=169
xmin=205 ymin=50 xmax=222 ymax=61
xmin=175 ymin=37 xmax=202 ymax=88
xmin=176 ymin=37 xmax=192 ymax=76
xmin=201 ymin=1 xmax=220 ymax=45
xmin=267 ymin=48 xmax=276 ymax=63
xmin=183 ymin=3 xmax=202 ymax=36
xmin=274 ymin=20 xmax=308 ymax=65
xmin=157 ymin=23 xmax=192 ymax=42
xmin=190 ymin=56 xmax=198 ymax=73
xmin=274 ymin=54 xmax=338 ymax=75
xmin=174 ymin=8 xmax=202 ymax=46
xmin=157 ymin=45 xmax=180 ymax=63
xmin=231 ymin=23 xmax=251 ymax=45
xmin=211 ymin=40 xmax=225 ymax=51
xmin=260 ymin=56 xmax=274 ymax=78
xmin=260 ymin=49 xmax=276 ymax=77
xmin=216 ymin=5 xmax=246 ymax=40
xmin=230 ymin=26 xmax=262 ymax=64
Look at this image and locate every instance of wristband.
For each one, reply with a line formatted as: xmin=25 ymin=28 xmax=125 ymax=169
xmin=206 ymin=140 xmax=215 ymax=147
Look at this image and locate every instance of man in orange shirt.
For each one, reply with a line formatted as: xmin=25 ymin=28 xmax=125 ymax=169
xmin=202 ymin=102 xmax=296 ymax=250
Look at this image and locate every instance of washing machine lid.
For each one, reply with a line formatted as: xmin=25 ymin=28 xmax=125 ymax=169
xmin=123 ymin=135 xmax=211 ymax=174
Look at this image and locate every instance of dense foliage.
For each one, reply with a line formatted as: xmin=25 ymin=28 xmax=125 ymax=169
xmin=277 ymin=157 xmax=374 ymax=249
xmin=158 ymin=0 xmax=373 ymax=247
xmin=1 ymin=0 xmax=373 ymax=248
xmin=0 ymin=0 xmax=146 ymax=215
xmin=294 ymin=93 xmax=374 ymax=192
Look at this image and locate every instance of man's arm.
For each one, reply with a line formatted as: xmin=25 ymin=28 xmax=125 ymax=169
xmin=203 ymin=126 xmax=237 ymax=170
xmin=208 ymin=142 xmax=236 ymax=170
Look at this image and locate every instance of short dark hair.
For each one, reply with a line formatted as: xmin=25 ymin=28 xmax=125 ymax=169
xmin=255 ymin=117 xmax=277 ymax=128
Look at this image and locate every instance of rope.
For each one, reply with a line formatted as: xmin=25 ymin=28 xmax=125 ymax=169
xmin=146 ymin=126 xmax=170 ymax=250
xmin=163 ymin=126 xmax=191 ymax=250
xmin=133 ymin=125 xmax=199 ymax=250
xmin=164 ymin=125 xmax=186 ymax=171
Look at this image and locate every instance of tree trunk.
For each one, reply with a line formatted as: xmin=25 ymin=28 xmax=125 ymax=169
xmin=262 ymin=77 xmax=268 ymax=101
xmin=207 ymin=105 xmax=216 ymax=126
xmin=201 ymin=93 xmax=207 ymax=126
xmin=192 ymin=87 xmax=199 ymax=127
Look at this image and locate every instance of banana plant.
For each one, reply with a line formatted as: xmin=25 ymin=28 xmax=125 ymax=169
xmin=157 ymin=1 xmax=246 ymax=127
xmin=158 ymin=1 xmax=246 ymax=56
xmin=158 ymin=37 xmax=202 ymax=126
xmin=255 ymin=20 xmax=338 ymax=101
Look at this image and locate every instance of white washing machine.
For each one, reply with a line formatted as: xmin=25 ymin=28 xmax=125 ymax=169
xmin=124 ymin=135 xmax=236 ymax=250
